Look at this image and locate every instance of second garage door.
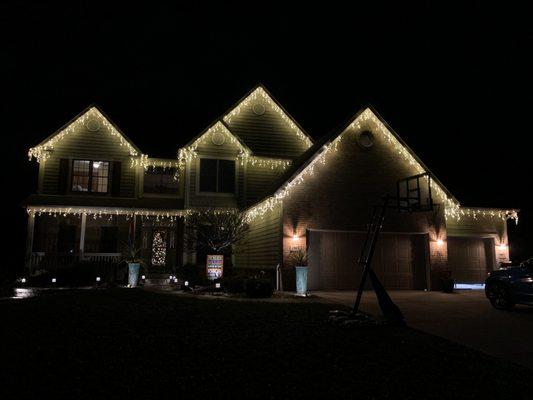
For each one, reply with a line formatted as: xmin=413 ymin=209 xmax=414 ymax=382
xmin=448 ymin=237 xmax=489 ymax=283
xmin=307 ymin=230 xmax=427 ymax=290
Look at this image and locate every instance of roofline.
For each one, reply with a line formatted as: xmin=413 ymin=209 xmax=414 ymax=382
xmin=245 ymin=104 xmax=462 ymax=212
xmin=32 ymin=104 xmax=143 ymax=154
xmin=366 ymin=105 xmax=458 ymax=204
xmin=181 ymin=117 xmax=252 ymax=154
xmin=255 ymin=84 xmax=314 ymax=145
xmin=221 ymin=84 xmax=314 ymax=144
xmin=458 ymin=206 xmax=520 ymax=212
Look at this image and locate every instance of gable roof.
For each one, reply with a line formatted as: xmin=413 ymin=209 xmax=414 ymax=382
xmin=182 ymin=119 xmax=252 ymax=155
xmin=28 ymin=105 xmax=142 ymax=162
xmin=222 ymin=84 xmax=313 ymax=155
xmin=247 ymin=106 xmax=461 ymax=218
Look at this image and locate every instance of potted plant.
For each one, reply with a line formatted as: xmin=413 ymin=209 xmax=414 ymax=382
xmin=122 ymin=244 xmax=145 ymax=288
xmin=289 ymin=249 xmax=309 ymax=296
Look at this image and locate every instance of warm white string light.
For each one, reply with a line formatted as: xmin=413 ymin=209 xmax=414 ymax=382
xmin=27 ymin=206 xmax=238 ymax=221
xmin=445 ymin=207 xmax=519 ymax=224
xmin=28 ymin=107 xmax=140 ymax=163
xmin=223 ymin=86 xmax=313 ymax=148
xmin=177 ymin=121 xmax=251 ymax=171
xmin=245 ymin=108 xmax=518 ymax=224
xmin=247 ymin=156 xmax=292 ymax=169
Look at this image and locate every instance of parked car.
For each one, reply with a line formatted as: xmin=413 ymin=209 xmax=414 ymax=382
xmin=485 ymin=258 xmax=533 ymax=310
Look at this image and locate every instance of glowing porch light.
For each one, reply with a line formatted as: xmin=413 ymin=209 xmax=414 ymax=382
xmin=436 ymin=239 xmax=444 ymax=246
xmin=499 ymin=243 xmax=508 ymax=251
xmin=292 ymin=234 xmax=299 ymax=241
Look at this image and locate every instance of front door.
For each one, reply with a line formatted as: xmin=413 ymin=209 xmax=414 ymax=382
xmin=151 ymin=229 xmax=168 ymax=267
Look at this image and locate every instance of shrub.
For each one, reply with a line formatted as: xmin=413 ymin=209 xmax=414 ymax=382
xmin=222 ymin=276 xmax=246 ymax=294
xmin=176 ymin=263 xmax=209 ymax=286
xmin=244 ymin=278 xmax=274 ymax=298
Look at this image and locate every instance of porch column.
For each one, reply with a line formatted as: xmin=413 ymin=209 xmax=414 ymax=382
xmin=24 ymin=212 xmax=35 ymax=274
xmin=79 ymin=213 xmax=87 ymax=260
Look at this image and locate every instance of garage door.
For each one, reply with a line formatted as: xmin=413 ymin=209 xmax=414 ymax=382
xmin=448 ymin=237 xmax=488 ymax=283
xmin=307 ymin=230 xmax=426 ymax=290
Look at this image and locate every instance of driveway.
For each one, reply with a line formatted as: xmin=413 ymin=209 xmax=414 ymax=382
xmin=315 ymin=290 xmax=533 ymax=369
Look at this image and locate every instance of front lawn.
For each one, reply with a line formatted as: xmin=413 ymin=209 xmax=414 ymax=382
xmin=1 ymin=289 xmax=531 ymax=399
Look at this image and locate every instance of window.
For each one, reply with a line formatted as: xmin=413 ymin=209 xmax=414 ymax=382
xmin=143 ymin=167 xmax=179 ymax=194
xmin=71 ymin=160 xmax=109 ymax=193
xmin=199 ymin=158 xmax=235 ymax=193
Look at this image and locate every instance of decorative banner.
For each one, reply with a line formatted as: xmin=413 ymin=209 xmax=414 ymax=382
xmin=206 ymin=255 xmax=224 ymax=280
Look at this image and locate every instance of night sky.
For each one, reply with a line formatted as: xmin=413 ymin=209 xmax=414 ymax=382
xmin=2 ymin=3 xmax=532 ymax=278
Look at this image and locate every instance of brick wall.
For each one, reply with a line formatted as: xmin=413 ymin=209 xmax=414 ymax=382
xmin=280 ymin=122 xmax=449 ymax=289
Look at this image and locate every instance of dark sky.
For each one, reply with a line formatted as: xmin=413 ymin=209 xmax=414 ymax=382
xmin=2 ymin=2 xmax=532 ymax=276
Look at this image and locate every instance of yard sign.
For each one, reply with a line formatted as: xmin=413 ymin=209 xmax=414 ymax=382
xmin=206 ymin=255 xmax=224 ymax=280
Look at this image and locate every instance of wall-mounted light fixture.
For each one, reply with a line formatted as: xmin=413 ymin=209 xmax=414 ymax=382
xmin=292 ymin=234 xmax=298 ymax=241
xmin=499 ymin=243 xmax=508 ymax=251
xmin=436 ymin=239 xmax=444 ymax=246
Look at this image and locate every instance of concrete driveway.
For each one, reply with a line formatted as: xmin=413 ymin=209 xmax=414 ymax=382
xmin=315 ymin=290 xmax=533 ymax=369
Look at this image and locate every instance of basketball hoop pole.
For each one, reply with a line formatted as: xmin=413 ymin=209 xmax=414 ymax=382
xmin=352 ymin=173 xmax=433 ymax=321
xmin=353 ymin=195 xmax=390 ymax=315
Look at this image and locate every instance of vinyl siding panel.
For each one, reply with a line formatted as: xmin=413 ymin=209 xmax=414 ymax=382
xmin=245 ymin=163 xmax=287 ymax=206
xmin=446 ymin=217 xmax=506 ymax=237
xmin=234 ymin=201 xmax=281 ymax=269
xmin=40 ymin=123 xmax=137 ymax=197
xmin=225 ymin=97 xmax=310 ymax=158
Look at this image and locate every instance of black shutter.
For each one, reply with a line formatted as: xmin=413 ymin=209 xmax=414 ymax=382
xmin=112 ymin=161 xmax=122 ymax=196
xmin=58 ymin=158 xmax=69 ymax=194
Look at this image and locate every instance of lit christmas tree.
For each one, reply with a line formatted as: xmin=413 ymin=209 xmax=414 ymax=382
xmin=151 ymin=231 xmax=167 ymax=266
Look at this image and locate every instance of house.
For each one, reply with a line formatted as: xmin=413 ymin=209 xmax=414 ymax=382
xmin=24 ymin=85 xmax=518 ymax=290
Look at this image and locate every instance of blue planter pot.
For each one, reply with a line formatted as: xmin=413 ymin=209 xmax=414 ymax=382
xmin=295 ymin=266 xmax=309 ymax=296
xmin=128 ymin=263 xmax=140 ymax=287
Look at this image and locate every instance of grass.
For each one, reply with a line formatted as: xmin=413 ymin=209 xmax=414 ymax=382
xmin=1 ymin=289 xmax=531 ymax=399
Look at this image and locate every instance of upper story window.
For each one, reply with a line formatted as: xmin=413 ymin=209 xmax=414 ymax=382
xmin=71 ymin=160 xmax=109 ymax=193
xmin=199 ymin=158 xmax=235 ymax=194
xmin=143 ymin=167 xmax=179 ymax=194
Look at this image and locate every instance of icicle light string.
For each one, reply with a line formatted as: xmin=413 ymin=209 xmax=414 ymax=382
xmin=28 ymin=107 xmax=140 ymax=163
xmin=27 ymin=206 xmax=239 ymax=222
xmin=245 ymin=108 xmax=518 ymax=224
xmin=223 ymin=87 xmax=313 ymax=148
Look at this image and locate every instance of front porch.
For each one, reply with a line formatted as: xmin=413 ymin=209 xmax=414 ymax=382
xmin=25 ymin=211 xmax=185 ymax=276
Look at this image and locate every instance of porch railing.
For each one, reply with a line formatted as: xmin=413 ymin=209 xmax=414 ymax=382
xmin=29 ymin=252 xmax=122 ymax=272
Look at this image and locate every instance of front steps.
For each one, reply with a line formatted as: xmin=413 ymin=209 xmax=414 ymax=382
xmin=143 ymin=273 xmax=172 ymax=288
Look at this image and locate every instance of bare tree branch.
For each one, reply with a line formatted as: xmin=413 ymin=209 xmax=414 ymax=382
xmin=184 ymin=209 xmax=249 ymax=254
